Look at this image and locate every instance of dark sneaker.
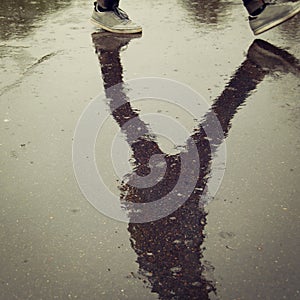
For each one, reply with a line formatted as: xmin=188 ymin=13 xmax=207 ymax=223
xmin=247 ymin=39 xmax=300 ymax=75
xmin=91 ymin=2 xmax=142 ymax=34
xmin=92 ymin=29 xmax=142 ymax=52
xmin=249 ymin=2 xmax=300 ymax=35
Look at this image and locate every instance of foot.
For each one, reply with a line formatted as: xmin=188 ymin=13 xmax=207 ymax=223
xmin=91 ymin=2 xmax=142 ymax=34
xmin=247 ymin=39 xmax=300 ymax=76
xmin=249 ymin=2 xmax=300 ymax=35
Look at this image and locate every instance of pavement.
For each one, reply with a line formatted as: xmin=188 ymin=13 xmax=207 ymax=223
xmin=0 ymin=0 xmax=300 ymax=299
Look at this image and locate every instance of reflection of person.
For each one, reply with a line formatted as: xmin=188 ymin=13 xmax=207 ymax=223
xmin=91 ymin=0 xmax=300 ymax=35
xmin=92 ymin=31 xmax=300 ymax=299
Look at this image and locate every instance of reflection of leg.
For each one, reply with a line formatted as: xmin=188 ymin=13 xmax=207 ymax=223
xmin=200 ymin=39 xmax=299 ymax=145
xmin=242 ymin=0 xmax=300 ymax=35
xmin=211 ymin=58 xmax=267 ymax=138
xmin=189 ymin=42 xmax=267 ymax=158
xmin=91 ymin=1 xmax=142 ymax=33
xmin=92 ymin=33 xmax=125 ymax=88
xmin=212 ymin=39 xmax=298 ymax=136
xmin=92 ymin=32 xmax=162 ymax=166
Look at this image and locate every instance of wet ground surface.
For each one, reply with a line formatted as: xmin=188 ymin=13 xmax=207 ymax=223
xmin=1 ymin=0 xmax=300 ymax=299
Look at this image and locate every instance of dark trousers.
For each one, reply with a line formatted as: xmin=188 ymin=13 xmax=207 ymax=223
xmin=97 ymin=0 xmax=119 ymax=10
xmin=242 ymin=0 xmax=265 ymax=14
xmin=97 ymin=0 xmax=265 ymax=15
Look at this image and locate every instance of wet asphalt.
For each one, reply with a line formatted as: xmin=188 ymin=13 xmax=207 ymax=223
xmin=1 ymin=0 xmax=300 ymax=299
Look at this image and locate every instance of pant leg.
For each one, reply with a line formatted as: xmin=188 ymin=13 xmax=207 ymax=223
xmin=242 ymin=0 xmax=265 ymax=15
xmin=97 ymin=0 xmax=120 ymax=10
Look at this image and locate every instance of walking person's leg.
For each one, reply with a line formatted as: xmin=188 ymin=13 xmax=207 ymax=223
xmin=96 ymin=0 xmax=120 ymax=10
xmin=243 ymin=0 xmax=266 ymax=16
xmin=242 ymin=0 xmax=300 ymax=35
xmin=91 ymin=0 xmax=142 ymax=34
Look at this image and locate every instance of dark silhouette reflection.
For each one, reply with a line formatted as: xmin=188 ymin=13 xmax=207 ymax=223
xmin=92 ymin=31 xmax=299 ymax=299
xmin=0 ymin=0 xmax=71 ymax=40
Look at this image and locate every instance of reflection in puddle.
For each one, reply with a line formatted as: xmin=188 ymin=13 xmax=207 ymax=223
xmin=92 ymin=30 xmax=299 ymax=298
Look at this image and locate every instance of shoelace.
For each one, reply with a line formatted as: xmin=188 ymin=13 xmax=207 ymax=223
xmin=113 ymin=6 xmax=129 ymax=20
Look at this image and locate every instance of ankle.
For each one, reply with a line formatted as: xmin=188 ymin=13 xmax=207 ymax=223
xmin=96 ymin=5 xmax=107 ymax=12
xmin=251 ymin=3 xmax=267 ymax=16
xmin=94 ymin=2 xmax=109 ymax=12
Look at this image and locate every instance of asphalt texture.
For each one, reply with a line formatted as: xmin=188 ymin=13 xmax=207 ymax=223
xmin=1 ymin=0 xmax=300 ymax=299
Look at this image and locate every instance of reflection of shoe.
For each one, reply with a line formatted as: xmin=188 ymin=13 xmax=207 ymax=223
xmin=247 ymin=39 xmax=300 ymax=75
xmin=249 ymin=2 xmax=300 ymax=35
xmin=91 ymin=2 xmax=142 ymax=34
xmin=92 ymin=30 xmax=142 ymax=52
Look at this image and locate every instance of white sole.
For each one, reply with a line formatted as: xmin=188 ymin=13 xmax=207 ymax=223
xmin=253 ymin=6 xmax=300 ymax=35
xmin=90 ymin=18 xmax=142 ymax=34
